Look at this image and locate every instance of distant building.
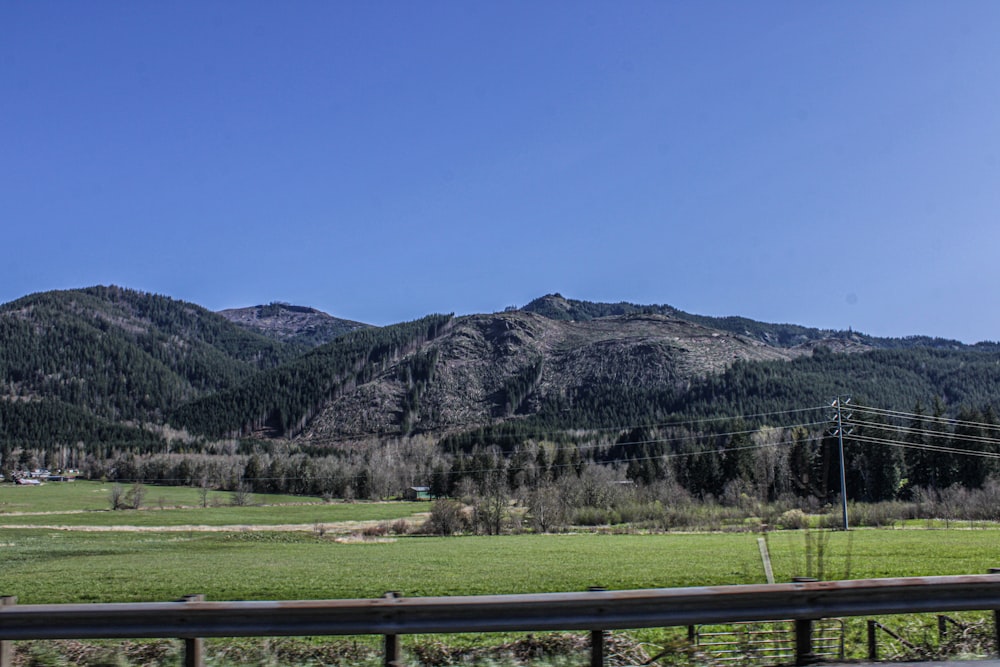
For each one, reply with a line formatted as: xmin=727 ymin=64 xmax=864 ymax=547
xmin=404 ymin=486 xmax=431 ymax=501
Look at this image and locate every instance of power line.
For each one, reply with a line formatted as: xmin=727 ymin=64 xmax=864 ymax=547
xmin=30 ymin=400 xmax=1000 ymax=493
xmin=849 ymin=433 xmax=1000 ymax=460
xmin=851 ymin=403 xmax=1000 ymax=434
xmin=94 ymin=429 xmax=827 ymax=486
xmin=847 ymin=419 xmax=1000 ymax=448
xmin=292 ymin=405 xmax=832 ymax=449
xmin=548 ymin=419 xmax=829 ymax=454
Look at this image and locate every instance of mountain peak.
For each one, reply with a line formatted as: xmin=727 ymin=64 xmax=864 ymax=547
xmin=521 ymin=294 xmax=676 ymax=322
xmin=218 ymin=303 xmax=369 ymax=347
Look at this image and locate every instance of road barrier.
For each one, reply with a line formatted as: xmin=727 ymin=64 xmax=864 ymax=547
xmin=4 ymin=573 xmax=1000 ymax=667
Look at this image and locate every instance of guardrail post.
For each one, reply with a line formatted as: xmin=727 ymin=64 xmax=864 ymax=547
xmin=792 ymin=578 xmax=817 ymax=666
xmin=590 ymin=630 xmax=604 ymax=667
xmin=990 ymin=569 xmax=1000 ymax=656
xmin=384 ymin=633 xmax=400 ymax=667
xmin=0 ymin=596 xmax=15 ymax=667
xmin=867 ymin=620 xmax=878 ymax=660
xmin=589 ymin=586 xmax=607 ymax=667
xmin=795 ymin=619 xmax=814 ymax=665
xmin=383 ymin=591 xmax=402 ymax=667
xmin=181 ymin=595 xmax=205 ymax=667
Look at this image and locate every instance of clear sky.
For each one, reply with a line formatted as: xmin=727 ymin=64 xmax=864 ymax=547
xmin=3 ymin=2 xmax=1000 ymax=342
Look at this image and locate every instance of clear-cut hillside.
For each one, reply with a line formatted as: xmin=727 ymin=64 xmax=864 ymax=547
xmin=218 ymin=303 xmax=369 ymax=348
xmin=300 ymin=310 xmax=799 ymax=440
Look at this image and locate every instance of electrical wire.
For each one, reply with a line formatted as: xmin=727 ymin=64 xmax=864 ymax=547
xmin=845 ymin=419 xmax=1000 ymax=448
xmin=850 ymin=403 xmax=1000 ymax=434
xmin=291 ymin=405 xmax=832 ymax=449
xmin=848 ymin=433 xmax=1000 ymax=460
xmin=32 ymin=401 xmax=1000 ymax=489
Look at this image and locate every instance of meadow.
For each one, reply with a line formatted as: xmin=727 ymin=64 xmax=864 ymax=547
xmin=2 ymin=522 xmax=1000 ymax=604
xmin=0 ymin=480 xmax=431 ymax=527
xmin=0 ymin=480 xmax=269 ymax=512
xmin=3 ymin=482 xmax=1000 ymax=666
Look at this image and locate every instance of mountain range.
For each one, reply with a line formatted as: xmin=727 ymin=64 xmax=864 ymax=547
xmin=1 ymin=286 xmax=998 ymax=453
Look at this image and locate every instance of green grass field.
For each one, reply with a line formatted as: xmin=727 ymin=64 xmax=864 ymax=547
xmin=2 ymin=528 xmax=999 ymax=605
xmin=0 ymin=502 xmax=431 ymax=527
xmin=0 ymin=480 xmax=431 ymax=527
xmin=0 ymin=480 xmax=319 ymax=512
xmin=3 ymin=481 xmax=1000 ymax=665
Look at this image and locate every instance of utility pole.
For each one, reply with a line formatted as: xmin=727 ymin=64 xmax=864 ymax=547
xmin=831 ymin=397 xmax=852 ymax=531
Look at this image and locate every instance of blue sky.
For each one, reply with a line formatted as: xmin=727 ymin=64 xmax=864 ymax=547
xmin=3 ymin=2 xmax=1000 ymax=342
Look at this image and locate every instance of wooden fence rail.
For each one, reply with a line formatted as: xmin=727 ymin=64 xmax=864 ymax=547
xmin=4 ymin=573 xmax=1000 ymax=667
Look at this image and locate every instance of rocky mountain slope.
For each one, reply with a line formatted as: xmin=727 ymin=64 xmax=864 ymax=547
xmin=218 ymin=303 xmax=369 ymax=348
xmin=300 ymin=310 xmax=806 ymax=440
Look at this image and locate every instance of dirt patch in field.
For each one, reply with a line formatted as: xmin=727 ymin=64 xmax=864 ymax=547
xmin=333 ymin=535 xmax=398 ymax=544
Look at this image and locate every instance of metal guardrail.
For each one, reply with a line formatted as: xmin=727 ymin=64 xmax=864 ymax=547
xmin=3 ymin=574 xmax=1000 ymax=667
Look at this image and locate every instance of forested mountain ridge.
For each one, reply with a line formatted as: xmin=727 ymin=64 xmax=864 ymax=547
xmin=218 ymin=302 xmax=369 ymax=348
xmin=2 ymin=286 xmax=1000 ymax=455
xmin=0 ymin=286 xmax=302 ymax=446
xmin=169 ymin=314 xmax=454 ymax=439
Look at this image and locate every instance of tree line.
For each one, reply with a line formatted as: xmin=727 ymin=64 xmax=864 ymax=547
xmin=6 ymin=399 xmax=999 ymax=515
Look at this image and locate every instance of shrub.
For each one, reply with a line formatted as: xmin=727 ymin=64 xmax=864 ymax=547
xmin=848 ymin=501 xmax=911 ymax=528
xmin=422 ymin=499 xmax=469 ymax=536
xmin=230 ymin=483 xmax=253 ymax=507
xmin=124 ymin=482 xmax=145 ymax=510
xmin=107 ymin=484 xmax=125 ymax=511
xmin=571 ymin=506 xmax=620 ymax=526
xmin=778 ymin=508 xmax=809 ymax=530
xmin=361 ymin=523 xmax=389 ymax=537
xmin=615 ymin=500 xmax=664 ymax=524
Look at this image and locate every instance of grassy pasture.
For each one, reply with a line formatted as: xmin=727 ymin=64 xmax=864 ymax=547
xmin=0 ymin=480 xmax=316 ymax=513
xmin=3 ymin=486 xmax=1000 ymax=665
xmin=0 ymin=480 xmax=431 ymax=527
xmin=0 ymin=502 xmax=431 ymax=528
xmin=3 ymin=479 xmax=1000 ymax=665
xmin=2 ymin=528 xmax=999 ymax=605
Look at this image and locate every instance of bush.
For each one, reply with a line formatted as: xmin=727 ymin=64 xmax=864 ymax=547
xmin=778 ymin=508 xmax=809 ymax=530
xmin=847 ymin=501 xmax=914 ymax=528
xmin=615 ymin=500 xmax=664 ymax=524
xmin=571 ymin=506 xmax=620 ymax=526
xmin=422 ymin=499 xmax=469 ymax=536
xmin=361 ymin=523 xmax=389 ymax=537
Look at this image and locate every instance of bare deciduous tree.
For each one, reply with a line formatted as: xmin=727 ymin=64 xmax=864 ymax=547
xmin=198 ymin=477 xmax=212 ymax=508
xmin=473 ymin=469 xmax=509 ymax=535
xmin=125 ymin=482 xmax=146 ymax=510
xmin=230 ymin=482 xmax=253 ymax=507
xmin=527 ymin=483 xmax=566 ymax=533
xmin=108 ymin=483 xmax=125 ymax=510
